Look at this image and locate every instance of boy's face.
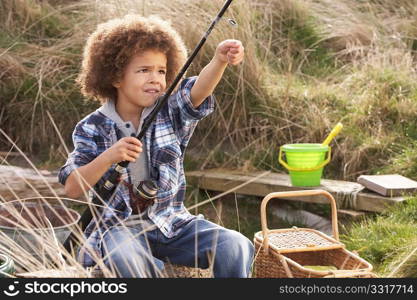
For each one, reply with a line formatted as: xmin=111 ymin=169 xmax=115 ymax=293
xmin=114 ymin=50 xmax=167 ymax=109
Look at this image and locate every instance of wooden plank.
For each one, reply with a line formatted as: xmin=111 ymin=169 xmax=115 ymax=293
xmin=0 ymin=151 xmax=26 ymax=157
xmin=337 ymin=209 xmax=367 ymax=220
xmin=0 ymin=165 xmax=85 ymax=203
xmin=186 ymin=169 xmax=407 ymax=213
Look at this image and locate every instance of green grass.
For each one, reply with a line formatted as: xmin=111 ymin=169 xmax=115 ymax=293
xmin=341 ymin=196 xmax=417 ymax=276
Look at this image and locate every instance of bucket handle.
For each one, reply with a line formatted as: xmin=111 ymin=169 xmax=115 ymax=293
xmin=260 ymin=190 xmax=339 ymax=254
xmin=279 ymin=146 xmax=331 ymax=172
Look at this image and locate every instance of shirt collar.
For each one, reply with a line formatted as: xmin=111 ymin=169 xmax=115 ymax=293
xmin=98 ymin=99 xmax=156 ymax=132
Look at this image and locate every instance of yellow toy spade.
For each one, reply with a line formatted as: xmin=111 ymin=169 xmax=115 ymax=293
xmin=322 ymin=122 xmax=343 ymax=146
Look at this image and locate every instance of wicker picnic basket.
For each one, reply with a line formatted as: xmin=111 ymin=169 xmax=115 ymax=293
xmin=254 ymin=190 xmax=376 ymax=278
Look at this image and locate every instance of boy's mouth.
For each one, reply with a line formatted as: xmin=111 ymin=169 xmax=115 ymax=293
xmin=144 ymin=88 xmax=160 ymax=94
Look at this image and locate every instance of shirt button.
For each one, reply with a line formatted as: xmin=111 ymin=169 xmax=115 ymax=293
xmin=130 ymin=133 xmax=135 ymax=137
xmin=125 ymin=123 xmax=130 ymax=128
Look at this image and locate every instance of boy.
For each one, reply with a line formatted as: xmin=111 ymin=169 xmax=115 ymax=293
xmin=59 ymin=14 xmax=254 ymax=278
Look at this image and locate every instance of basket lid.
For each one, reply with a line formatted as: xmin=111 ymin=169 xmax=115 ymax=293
xmin=255 ymin=228 xmax=344 ymax=253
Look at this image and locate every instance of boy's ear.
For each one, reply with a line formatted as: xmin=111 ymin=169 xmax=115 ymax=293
xmin=112 ymin=81 xmax=121 ymax=88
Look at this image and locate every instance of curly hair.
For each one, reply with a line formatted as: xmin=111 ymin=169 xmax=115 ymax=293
xmin=77 ymin=14 xmax=188 ymax=103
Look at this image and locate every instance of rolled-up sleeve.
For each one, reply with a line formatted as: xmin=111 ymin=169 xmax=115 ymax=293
xmin=168 ymin=76 xmax=216 ymax=143
xmin=176 ymin=76 xmax=216 ymax=120
xmin=58 ymin=121 xmax=98 ymax=185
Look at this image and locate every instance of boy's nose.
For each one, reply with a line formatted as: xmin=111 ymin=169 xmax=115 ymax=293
xmin=148 ymin=71 xmax=159 ymax=83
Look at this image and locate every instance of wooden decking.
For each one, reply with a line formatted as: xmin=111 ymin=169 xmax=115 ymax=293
xmin=1 ymin=165 xmax=409 ymax=213
xmin=186 ymin=169 xmax=409 ymax=212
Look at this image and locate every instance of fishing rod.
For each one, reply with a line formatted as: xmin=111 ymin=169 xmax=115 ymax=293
xmin=63 ymin=0 xmax=235 ymax=252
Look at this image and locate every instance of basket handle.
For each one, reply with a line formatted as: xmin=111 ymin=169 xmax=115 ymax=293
xmin=261 ymin=190 xmax=339 ymax=253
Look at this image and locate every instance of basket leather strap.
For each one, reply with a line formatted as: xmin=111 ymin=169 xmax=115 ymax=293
xmin=272 ymin=251 xmax=293 ymax=278
xmin=324 ymin=270 xmax=377 ymax=278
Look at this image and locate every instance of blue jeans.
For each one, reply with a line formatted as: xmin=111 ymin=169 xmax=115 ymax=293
xmin=101 ymin=217 xmax=254 ymax=278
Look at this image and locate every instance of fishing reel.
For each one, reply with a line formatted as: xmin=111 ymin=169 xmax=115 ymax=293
xmin=130 ymin=180 xmax=158 ymax=213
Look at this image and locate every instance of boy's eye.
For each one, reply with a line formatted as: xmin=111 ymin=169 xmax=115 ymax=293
xmin=137 ymin=68 xmax=148 ymax=73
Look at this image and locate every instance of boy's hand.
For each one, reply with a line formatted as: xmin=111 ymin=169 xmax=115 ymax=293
xmin=102 ymin=137 xmax=143 ymax=165
xmin=214 ymin=39 xmax=244 ymax=65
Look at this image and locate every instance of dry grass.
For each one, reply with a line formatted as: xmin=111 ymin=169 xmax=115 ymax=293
xmin=1 ymin=0 xmax=417 ymax=277
xmin=0 ymin=126 xmax=265 ymax=278
xmin=1 ymin=0 xmax=417 ymax=179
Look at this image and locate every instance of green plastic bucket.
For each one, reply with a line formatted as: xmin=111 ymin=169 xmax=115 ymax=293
xmin=279 ymin=143 xmax=331 ymax=187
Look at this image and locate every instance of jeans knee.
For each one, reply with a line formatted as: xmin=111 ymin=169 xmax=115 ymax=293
xmin=102 ymin=229 xmax=163 ymax=278
xmin=105 ymin=246 xmax=163 ymax=278
xmin=212 ymin=230 xmax=254 ymax=277
xmin=218 ymin=231 xmax=254 ymax=262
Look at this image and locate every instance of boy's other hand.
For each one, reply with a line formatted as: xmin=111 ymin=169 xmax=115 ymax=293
xmin=103 ymin=137 xmax=143 ymax=165
xmin=214 ymin=39 xmax=244 ymax=65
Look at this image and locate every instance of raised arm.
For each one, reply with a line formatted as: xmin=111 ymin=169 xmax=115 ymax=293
xmin=190 ymin=39 xmax=244 ymax=108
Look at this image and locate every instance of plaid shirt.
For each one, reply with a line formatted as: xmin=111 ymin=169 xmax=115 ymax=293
xmin=58 ymin=76 xmax=215 ymax=267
